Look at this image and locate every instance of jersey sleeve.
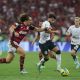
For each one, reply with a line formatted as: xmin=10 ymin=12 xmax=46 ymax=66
xmin=42 ymin=21 xmax=51 ymax=29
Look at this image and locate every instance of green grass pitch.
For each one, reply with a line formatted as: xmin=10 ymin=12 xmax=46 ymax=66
xmin=0 ymin=52 xmax=80 ymax=80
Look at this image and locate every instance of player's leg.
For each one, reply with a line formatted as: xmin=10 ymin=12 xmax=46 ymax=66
xmin=10 ymin=41 xmax=27 ymax=73
xmin=39 ymin=51 xmax=43 ymax=60
xmin=38 ymin=50 xmax=56 ymax=69
xmin=71 ymin=50 xmax=78 ymax=63
xmin=39 ymin=51 xmax=45 ymax=68
xmin=51 ymin=46 xmax=61 ymax=71
xmin=48 ymin=51 xmax=56 ymax=60
xmin=37 ymin=53 xmax=49 ymax=72
xmin=48 ymin=40 xmax=61 ymax=71
xmin=37 ymin=43 xmax=49 ymax=71
xmin=71 ymin=44 xmax=80 ymax=69
xmin=16 ymin=46 xmax=27 ymax=73
xmin=0 ymin=52 xmax=14 ymax=63
xmin=0 ymin=41 xmax=15 ymax=63
xmin=71 ymin=44 xmax=78 ymax=63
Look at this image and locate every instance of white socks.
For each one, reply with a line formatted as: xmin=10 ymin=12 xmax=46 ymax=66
xmin=38 ymin=54 xmax=62 ymax=70
xmin=38 ymin=58 xmax=45 ymax=65
xmin=56 ymin=54 xmax=61 ymax=70
xmin=74 ymin=56 xmax=79 ymax=65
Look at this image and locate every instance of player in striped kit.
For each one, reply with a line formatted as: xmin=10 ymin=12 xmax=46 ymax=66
xmin=0 ymin=13 xmax=46 ymax=74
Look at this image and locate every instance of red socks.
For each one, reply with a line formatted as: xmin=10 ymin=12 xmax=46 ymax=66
xmin=20 ymin=56 xmax=25 ymax=71
xmin=0 ymin=58 xmax=6 ymax=63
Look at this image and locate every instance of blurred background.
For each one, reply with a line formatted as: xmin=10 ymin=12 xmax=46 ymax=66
xmin=0 ymin=0 xmax=80 ymax=42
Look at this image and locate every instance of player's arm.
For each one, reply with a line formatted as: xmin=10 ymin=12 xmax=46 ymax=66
xmin=29 ymin=25 xmax=46 ymax=32
xmin=9 ymin=23 xmax=19 ymax=37
xmin=35 ymin=21 xmax=45 ymax=32
xmin=65 ymin=27 xmax=71 ymax=36
xmin=45 ymin=28 xmax=60 ymax=34
xmin=50 ymin=33 xmax=54 ymax=41
xmin=34 ymin=27 xmax=46 ymax=32
xmin=32 ymin=32 xmax=40 ymax=44
xmin=9 ymin=25 xmax=16 ymax=33
xmin=66 ymin=32 xmax=71 ymax=36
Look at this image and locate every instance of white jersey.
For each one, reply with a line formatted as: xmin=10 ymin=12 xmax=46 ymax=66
xmin=39 ymin=21 xmax=51 ymax=44
xmin=67 ymin=25 xmax=80 ymax=45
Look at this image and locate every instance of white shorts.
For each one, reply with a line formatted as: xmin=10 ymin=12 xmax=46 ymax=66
xmin=8 ymin=41 xmax=19 ymax=54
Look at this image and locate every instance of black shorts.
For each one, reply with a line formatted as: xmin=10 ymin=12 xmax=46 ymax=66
xmin=71 ymin=44 xmax=80 ymax=52
xmin=39 ymin=40 xmax=56 ymax=55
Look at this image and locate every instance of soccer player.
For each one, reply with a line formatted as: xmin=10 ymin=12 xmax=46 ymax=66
xmin=0 ymin=13 xmax=46 ymax=74
xmin=66 ymin=17 xmax=80 ymax=69
xmin=36 ymin=13 xmax=62 ymax=72
xmin=32 ymin=31 xmax=56 ymax=68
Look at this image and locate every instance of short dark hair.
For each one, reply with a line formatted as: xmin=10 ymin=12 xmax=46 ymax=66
xmin=48 ymin=13 xmax=56 ymax=19
xmin=19 ymin=13 xmax=29 ymax=22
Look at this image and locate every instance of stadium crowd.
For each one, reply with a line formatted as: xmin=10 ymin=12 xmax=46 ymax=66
xmin=0 ymin=0 xmax=80 ymax=41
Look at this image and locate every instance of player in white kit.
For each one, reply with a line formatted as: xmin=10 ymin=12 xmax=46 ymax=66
xmin=66 ymin=17 xmax=80 ymax=69
xmin=37 ymin=13 xmax=62 ymax=72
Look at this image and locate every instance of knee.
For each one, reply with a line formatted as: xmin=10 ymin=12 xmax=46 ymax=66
xmin=56 ymin=50 xmax=61 ymax=54
xmin=17 ymin=47 xmax=26 ymax=57
xmin=20 ymin=53 xmax=25 ymax=57
xmin=71 ymin=50 xmax=76 ymax=56
xmin=6 ymin=60 xmax=12 ymax=63
xmin=6 ymin=57 xmax=14 ymax=63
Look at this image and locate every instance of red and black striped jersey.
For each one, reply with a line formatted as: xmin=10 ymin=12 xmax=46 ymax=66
xmin=10 ymin=23 xmax=35 ymax=44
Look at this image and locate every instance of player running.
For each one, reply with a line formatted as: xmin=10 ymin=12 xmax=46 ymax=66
xmin=36 ymin=13 xmax=62 ymax=72
xmin=32 ymin=31 xmax=56 ymax=69
xmin=66 ymin=17 xmax=80 ymax=69
xmin=0 ymin=13 xmax=46 ymax=74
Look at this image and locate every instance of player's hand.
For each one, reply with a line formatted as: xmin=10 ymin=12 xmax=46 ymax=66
xmin=55 ymin=30 xmax=60 ymax=34
xmin=14 ymin=32 xmax=19 ymax=37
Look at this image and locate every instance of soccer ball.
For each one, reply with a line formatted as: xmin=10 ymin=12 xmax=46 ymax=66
xmin=60 ymin=68 xmax=69 ymax=77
